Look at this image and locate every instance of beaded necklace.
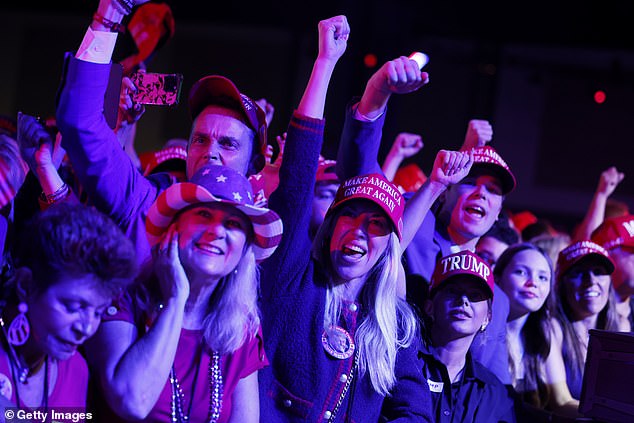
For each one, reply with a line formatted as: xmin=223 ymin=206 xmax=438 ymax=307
xmin=169 ymin=351 xmax=223 ymax=423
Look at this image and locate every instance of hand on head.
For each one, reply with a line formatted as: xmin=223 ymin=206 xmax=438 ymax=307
xmin=154 ymin=225 xmax=189 ymax=305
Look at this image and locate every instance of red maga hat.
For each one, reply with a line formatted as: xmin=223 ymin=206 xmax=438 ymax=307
xmin=327 ymin=173 xmax=405 ymax=239
xmin=556 ymin=240 xmax=615 ymax=281
xmin=188 ymin=75 xmax=267 ymax=164
xmin=429 ymin=250 xmax=495 ymax=300
xmin=146 ymin=164 xmax=282 ymax=262
xmin=471 ymin=145 xmax=516 ymax=195
xmin=592 ymin=215 xmax=634 ymax=251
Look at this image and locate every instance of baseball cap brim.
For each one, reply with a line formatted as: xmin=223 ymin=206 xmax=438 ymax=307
xmin=188 ymin=75 xmax=267 ymax=167
xmin=471 ymin=162 xmax=516 ymax=195
xmin=146 ymin=182 xmax=282 ymax=261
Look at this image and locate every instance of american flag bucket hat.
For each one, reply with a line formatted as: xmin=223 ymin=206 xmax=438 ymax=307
xmin=146 ymin=164 xmax=283 ymax=261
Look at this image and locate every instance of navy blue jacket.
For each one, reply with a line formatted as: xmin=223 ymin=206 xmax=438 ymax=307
xmin=336 ymin=102 xmax=511 ymax=385
xmin=259 ymin=113 xmax=432 ymax=422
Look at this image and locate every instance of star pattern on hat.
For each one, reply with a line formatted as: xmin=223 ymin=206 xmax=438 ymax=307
xmin=216 ymin=174 xmax=227 ymax=183
xmin=233 ymin=192 xmax=243 ymax=202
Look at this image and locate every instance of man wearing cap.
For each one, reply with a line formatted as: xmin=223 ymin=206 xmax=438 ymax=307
xmin=336 ymin=55 xmax=516 ymax=384
xmin=592 ymin=214 xmax=634 ymax=331
xmin=57 ymin=0 xmax=267 ymax=274
xmin=420 ymin=250 xmax=515 ymax=422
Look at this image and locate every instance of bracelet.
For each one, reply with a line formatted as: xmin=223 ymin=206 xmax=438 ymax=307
xmin=40 ymin=183 xmax=70 ymax=205
xmin=93 ymin=12 xmax=126 ymax=33
xmin=112 ymin=0 xmax=134 ymax=15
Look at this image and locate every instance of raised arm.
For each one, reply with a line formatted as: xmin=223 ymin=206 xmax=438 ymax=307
xmin=460 ymin=119 xmax=493 ymax=151
xmin=56 ymin=0 xmax=155 ymax=224
xmin=382 ymin=132 xmax=424 ymax=181
xmin=337 ymin=56 xmax=429 ymax=180
xmin=263 ymin=15 xmax=348 ymax=299
xmin=16 ymin=112 xmax=76 ymax=206
xmin=572 ymin=166 xmax=624 ymax=242
xmin=297 ymin=15 xmax=349 ymax=119
xmin=401 ymin=149 xmax=474 ymax=250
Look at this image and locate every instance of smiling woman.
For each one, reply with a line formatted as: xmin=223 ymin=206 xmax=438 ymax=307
xmin=84 ymin=164 xmax=282 ymax=423
xmin=554 ymin=240 xmax=623 ymax=401
xmin=0 ymin=203 xmax=137 ymax=411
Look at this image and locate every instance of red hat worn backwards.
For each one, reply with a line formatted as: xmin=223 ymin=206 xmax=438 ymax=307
xmin=146 ymin=164 xmax=282 ymax=262
xmin=471 ymin=145 xmax=516 ymax=195
xmin=429 ymin=251 xmax=495 ymax=300
xmin=327 ymin=174 xmax=404 ymax=239
xmin=591 ymin=215 xmax=634 ymax=251
xmin=188 ymin=76 xmax=267 ymax=168
xmin=556 ymin=240 xmax=615 ymax=281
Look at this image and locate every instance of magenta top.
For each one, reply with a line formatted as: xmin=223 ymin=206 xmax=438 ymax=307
xmin=0 ymin=350 xmax=88 ymax=408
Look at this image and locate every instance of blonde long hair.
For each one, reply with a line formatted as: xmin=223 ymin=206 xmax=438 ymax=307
xmin=312 ymin=208 xmax=418 ymax=396
xmin=138 ymin=243 xmax=260 ymax=356
xmin=202 ymin=246 xmax=260 ymax=355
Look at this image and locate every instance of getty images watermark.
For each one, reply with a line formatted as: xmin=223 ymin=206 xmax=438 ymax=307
xmin=3 ymin=407 xmax=93 ymax=423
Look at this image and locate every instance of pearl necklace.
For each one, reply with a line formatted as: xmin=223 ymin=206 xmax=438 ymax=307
xmin=170 ymin=352 xmax=223 ymax=423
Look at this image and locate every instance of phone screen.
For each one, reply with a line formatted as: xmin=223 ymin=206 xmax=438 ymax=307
xmin=130 ymin=72 xmax=183 ymax=106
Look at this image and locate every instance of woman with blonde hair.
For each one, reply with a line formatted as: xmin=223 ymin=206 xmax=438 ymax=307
xmin=85 ymin=163 xmax=282 ymax=422
xmin=258 ymin=13 xmax=473 ymax=421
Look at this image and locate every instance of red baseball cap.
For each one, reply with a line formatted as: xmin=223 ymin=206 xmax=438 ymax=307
xmin=429 ymin=251 xmax=495 ymax=300
xmin=146 ymin=164 xmax=282 ymax=261
xmin=393 ymin=163 xmax=427 ymax=193
xmin=591 ymin=215 xmax=634 ymax=251
xmin=326 ymin=173 xmax=405 ymax=239
xmin=138 ymin=139 xmax=187 ymax=177
xmin=556 ymin=240 xmax=615 ymax=281
xmin=188 ymin=76 xmax=267 ymax=168
xmin=316 ymin=156 xmax=339 ymax=183
xmin=471 ymin=145 xmax=516 ymax=195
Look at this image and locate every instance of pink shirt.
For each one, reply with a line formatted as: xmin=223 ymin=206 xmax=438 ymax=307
xmin=98 ymin=293 xmax=268 ymax=422
xmin=0 ymin=350 xmax=88 ymax=408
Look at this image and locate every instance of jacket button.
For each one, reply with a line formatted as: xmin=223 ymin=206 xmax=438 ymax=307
xmin=443 ymin=410 xmax=450 ymax=416
xmin=339 ymin=374 xmax=348 ymax=383
xmin=283 ymin=399 xmax=292 ymax=408
xmin=349 ymin=303 xmax=358 ymax=312
xmin=324 ymin=410 xmax=332 ymax=419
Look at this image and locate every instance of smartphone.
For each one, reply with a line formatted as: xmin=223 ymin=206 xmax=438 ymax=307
xmin=130 ymin=72 xmax=184 ymax=106
xmin=408 ymin=52 xmax=429 ymax=70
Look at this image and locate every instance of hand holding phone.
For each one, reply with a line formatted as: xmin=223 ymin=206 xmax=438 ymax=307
xmin=130 ymin=72 xmax=184 ymax=106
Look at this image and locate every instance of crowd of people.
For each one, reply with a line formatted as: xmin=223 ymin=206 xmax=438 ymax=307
xmin=0 ymin=0 xmax=632 ymax=422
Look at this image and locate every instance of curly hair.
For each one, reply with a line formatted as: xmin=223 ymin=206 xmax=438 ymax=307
xmin=14 ymin=203 xmax=138 ymax=297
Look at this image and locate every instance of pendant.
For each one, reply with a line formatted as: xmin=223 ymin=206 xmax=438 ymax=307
xmin=321 ymin=326 xmax=355 ymax=359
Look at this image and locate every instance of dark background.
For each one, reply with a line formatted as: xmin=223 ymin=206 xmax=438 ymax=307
xmin=1 ymin=1 xmax=633 ymax=231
